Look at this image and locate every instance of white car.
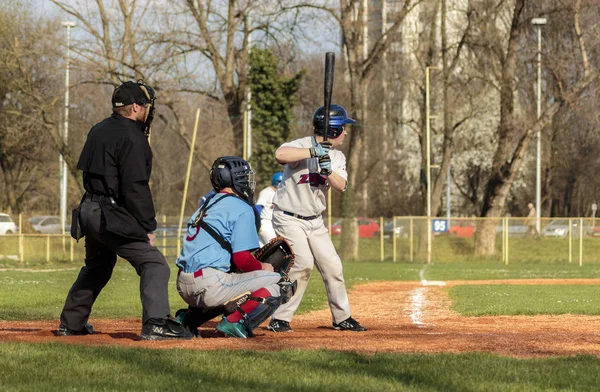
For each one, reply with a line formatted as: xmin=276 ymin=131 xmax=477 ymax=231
xmin=29 ymin=215 xmax=69 ymax=234
xmin=0 ymin=213 xmax=18 ymax=234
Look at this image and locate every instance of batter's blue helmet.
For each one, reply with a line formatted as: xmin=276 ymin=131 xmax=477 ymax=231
xmin=210 ymin=156 xmax=256 ymax=203
xmin=313 ymin=104 xmax=356 ymax=139
xmin=271 ymin=172 xmax=283 ymax=186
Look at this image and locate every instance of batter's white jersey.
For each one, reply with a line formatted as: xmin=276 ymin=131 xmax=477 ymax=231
xmin=273 ymin=136 xmax=347 ymax=216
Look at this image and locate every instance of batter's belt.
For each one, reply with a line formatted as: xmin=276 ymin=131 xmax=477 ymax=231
xmin=281 ymin=210 xmax=320 ymax=221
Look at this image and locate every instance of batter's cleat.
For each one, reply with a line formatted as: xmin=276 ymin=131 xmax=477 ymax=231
xmin=332 ymin=317 xmax=367 ymax=332
xmin=267 ymin=319 xmax=293 ymax=333
xmin=216 ymin=317 xmax=249 ymax=338
xmin=175 ymin=308 xmax=201 ymax=338
xmin=56 ymin=322 xmax=96 ymax=336
xmin=139 ymin=318 xmax=193 ymax=341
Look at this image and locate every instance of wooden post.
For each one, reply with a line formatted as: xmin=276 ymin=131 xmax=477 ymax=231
xmin=18 ymin=214 xmax=24 ymax=266
xmin=409 ymin=217 xmax=414 ymax=263
xmin=579 ymin=218 xmax=583 ymax=266
xmin=46 ymin=236 xmax=50 ymax=263
xmin=502 ymin=218 xmax=507 ymax=262
xmin=568 ymin=218 xmax=572 ymax=264
xmin=177 ymin=108 xmax=201 ymax=256
xmin=380 ymin=216 xmax=384 ymax=261
xmin=392 ymin=216 xmax=397 ymax=263
xmin=162 ymin=215 xmax=167 ymax=257
xmin=505 ymin=217 xmax=509 ymax=265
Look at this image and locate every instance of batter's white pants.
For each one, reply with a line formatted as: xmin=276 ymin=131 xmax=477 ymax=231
xmin=270 ymin=210 xmax=351 ymax=324
xmin=258 ymin=219 xmax=276 ymax=247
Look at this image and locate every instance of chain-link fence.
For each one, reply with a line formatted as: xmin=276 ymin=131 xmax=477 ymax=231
xmin=0 ymin=215 xmax=598 ymax=266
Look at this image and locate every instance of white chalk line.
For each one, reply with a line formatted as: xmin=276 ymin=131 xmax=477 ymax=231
xmin=409 ymin=266 xmax=446 ymax=327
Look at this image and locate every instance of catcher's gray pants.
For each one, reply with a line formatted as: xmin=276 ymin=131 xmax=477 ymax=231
xmin=177 ymin=268 xmax=282 ymax=309
xmin=270 ymin=211 xmax=351 ymax=324
xmin=60 ymin=200 xmax=171 ymax=331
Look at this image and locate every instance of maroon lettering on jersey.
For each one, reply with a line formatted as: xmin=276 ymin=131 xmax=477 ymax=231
xmin=186 ymin=225 xmax=200 ymax=241
xmin=298 ymin=173 xmax=327 ymax=187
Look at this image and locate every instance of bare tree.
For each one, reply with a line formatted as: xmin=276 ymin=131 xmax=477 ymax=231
xmin=474 ymin=0 xmax=600 ymax=255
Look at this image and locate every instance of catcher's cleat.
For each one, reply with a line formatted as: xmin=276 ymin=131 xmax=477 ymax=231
xmin=139 ymin=318 xmax=193 ymax=341
xmin=56 ymin=322 xmax=96 ymax=336
xmin=267 ymin=319 xmax=293 ymax=333
xmin=216 ymin=317 xmax=249 ymax=338
xmin=332 ymin=317 xmax=367 ymax=332
xmin=175 ymin=308 xmax=201 ymax=338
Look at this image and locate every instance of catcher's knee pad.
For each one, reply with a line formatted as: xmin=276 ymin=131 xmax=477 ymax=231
xmin=241 ymin=296 xmax=282 ymax=333
xmin=278 ymin=275 xmax=297 ymax=304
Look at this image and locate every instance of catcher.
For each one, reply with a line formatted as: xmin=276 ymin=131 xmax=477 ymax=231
xmin=175 ymin=156 xmax=296 ymax=338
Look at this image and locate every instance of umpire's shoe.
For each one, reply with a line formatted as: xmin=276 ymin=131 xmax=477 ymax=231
xmin=332 ymin=317 xmax=367 ymax=332
xmin=56 ymin=322 xmax=96 ymax=336
xmin=140 ymin=318 xmax=193 ymax=341
xmin=267 ymin=319 xmax=293 ymax=333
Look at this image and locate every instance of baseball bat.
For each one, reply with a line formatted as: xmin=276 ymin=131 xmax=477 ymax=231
xmin=323 ymin=52 xmax=335 ymax=143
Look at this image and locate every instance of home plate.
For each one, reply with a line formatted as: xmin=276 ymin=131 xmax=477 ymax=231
xmin=421 ymin=280 xmax=446 ymax=287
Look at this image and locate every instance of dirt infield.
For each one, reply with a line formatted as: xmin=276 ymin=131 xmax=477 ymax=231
xmin=2 ymin=279 xmax=600 ymax=357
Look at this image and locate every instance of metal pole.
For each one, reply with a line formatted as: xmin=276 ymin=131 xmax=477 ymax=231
xmin=532 ymin=17 xmax=546 ymax=234
xmin=446 ymin=164 xmax=451 ymax=222
xmin=426 ymin=67 xmax=433 ymax=264
xmin=535 ymin=25 xmax=542 ymax=235
xmin=60 ymin=22 xmax=75 ymax=238
xmin=246 ymin=14 xmax=252 ymax=159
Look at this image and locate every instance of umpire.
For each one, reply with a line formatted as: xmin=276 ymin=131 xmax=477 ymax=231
xmin=57 ymin=81 xmax=192 ymax=341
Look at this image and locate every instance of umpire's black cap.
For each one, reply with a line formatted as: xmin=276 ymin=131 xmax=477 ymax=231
xmin=111 ymin=81 xmax=153 ymax=108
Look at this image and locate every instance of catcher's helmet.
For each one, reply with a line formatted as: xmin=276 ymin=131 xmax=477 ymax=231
xmin=313 ymin=104 xmax=356 ymax=139
xmin=210 ymin=156 xmax=256 ymax=203
xmin=271 ymin=172 xmax=283 ymax=186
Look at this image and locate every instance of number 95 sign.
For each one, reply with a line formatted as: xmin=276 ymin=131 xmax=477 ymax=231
xmin=432 ymin=219 xmax=449 ymax=233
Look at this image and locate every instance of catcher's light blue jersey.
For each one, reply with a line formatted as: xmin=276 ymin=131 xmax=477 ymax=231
xmin=176 ymin=193 xmax=259 ymax=273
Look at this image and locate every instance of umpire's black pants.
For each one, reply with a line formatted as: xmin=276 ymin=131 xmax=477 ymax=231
xmin=60 ymin=200 xmax=171 ymax=330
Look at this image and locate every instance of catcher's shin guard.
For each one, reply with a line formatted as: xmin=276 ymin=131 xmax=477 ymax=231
xmin=238 ymin=296 xmax=282 ymax=335
xmin=278 ymin=276 xmax=297 ymax=304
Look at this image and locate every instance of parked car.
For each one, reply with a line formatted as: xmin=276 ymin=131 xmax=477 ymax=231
xmin=0 ymin=213 xmax=18 ymax=234
xmin=330 ymin=218 xmax=380 ymax=238
xmin=29 ymin=215 xmax=69 ymax=234
xmin=383 ymin=221 xmax=410 ymax=238
xmin=496 ymin=220 xmax=529 ymax=237
xmin=593 ymin=226 xmax=600 ymax=238
xmin=541 ymin=219 xmax=593 ymax=238
xmin=449 ymin=219 xmax=477 ymax=238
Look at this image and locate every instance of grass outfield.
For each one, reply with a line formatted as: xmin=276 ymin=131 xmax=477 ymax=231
xmin=450 ymin=285 xmax=600 ymax=316
xmin=0 ymin=343 xmax=598 ymax=391
xmin=2 ymin=261 xmax=600 ymax=321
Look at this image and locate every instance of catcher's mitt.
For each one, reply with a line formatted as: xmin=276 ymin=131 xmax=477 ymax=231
xmin=253 ymin=236 xmax=295 ymax=274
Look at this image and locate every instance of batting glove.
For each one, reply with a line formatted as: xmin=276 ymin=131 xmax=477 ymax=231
xmin=309 ymin=141 xmax=332 ymax=158
xmin=319 ymin=155 xmax=332 ymax=176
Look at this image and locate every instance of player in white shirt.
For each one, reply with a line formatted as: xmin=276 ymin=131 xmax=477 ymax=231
xmin=256 ymin=172 xmax=283 ymax=247
xmin=266 ymin=104 xmax=366 ymax=333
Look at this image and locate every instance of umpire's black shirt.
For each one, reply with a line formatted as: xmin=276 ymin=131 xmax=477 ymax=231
xmin=77 ymin=112 xmax=156 ymax=239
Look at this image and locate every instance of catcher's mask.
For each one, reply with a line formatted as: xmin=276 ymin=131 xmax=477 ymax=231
xmin=210 ymin=156 xmax=256 ymax=203
xmin=112 ymin=81 xmax=156 ymax=136
xmin=313 ymin=104 xmax=355 ymax=139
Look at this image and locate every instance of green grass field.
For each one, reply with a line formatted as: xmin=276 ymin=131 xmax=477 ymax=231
xmin=0 ymin=343 xmax=599 ymax=391
xmin=450 ymin=285 xmax=600 ymax=316
xmin=2 ymin=232 xmax=600 ymax=266
xmin=2 ymin=258 xmax=600 ymax=390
